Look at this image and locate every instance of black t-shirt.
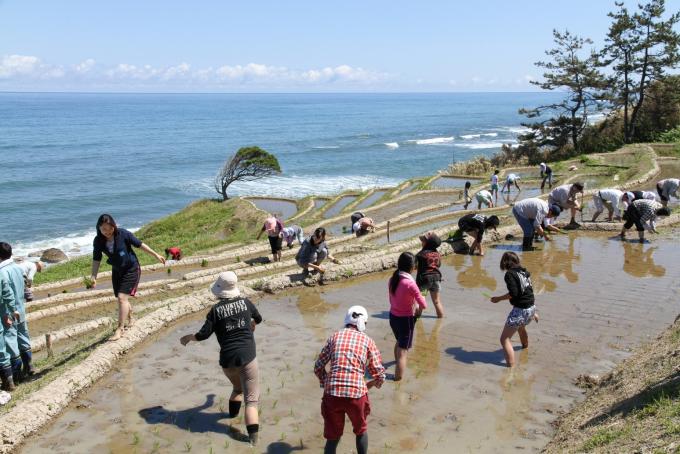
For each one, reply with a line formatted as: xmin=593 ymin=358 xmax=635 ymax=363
xmin=458 ymin=213 xmax=487 ymax=241
xmin=92 ymin=228 xmax=141 ymax=271
xmin=195 ymin=296 xmax=263 ymax=368
xmin=504 ymin=267 xmax=535 ymax=309
xmin=416 ymin=246 xmax=442 ymax=285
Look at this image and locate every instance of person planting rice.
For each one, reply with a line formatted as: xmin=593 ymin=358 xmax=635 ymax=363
xmin=500 ymin=173 xmax=521 ymax=193
xmin=591 ymin=188 xmax=624 ymax=222
xmin=548 ymin=183 xmax=584 ymax=226
xmin=490 ymin=169 xmax=500 ymax=198
xmin=539 ymin=162 xmax=553 ymax=189
xmin=281 ymin=224 xmax=304 ymax=248
xmin=164 ymin=246 xmax=182 ymax=261
xmin=621 ymin=190 xmax=657 ymax=209
xmin=416 ymin=232 xmax=445 ymax=318
xmin=180 ymin=271 xmax=263 ymax=446
xmin=511 ymin=198 xmax=563 ymax=251
xmin=490 ymin=251 xmax=538 ymax=368
xmin=90 ymin=214 xmax=166 ymax=341
xmin=457 ymin=213 xmax=500 ymax=256
xmin=388 ymin=252 xmax=428 ymax=381
xmin=17 ymin=260 xmax=44 ymax=302
xmin=296 ymin=227 xmax=340 ymax=277
xmin=619 ymin=199 xmax=671 ymax=243
xmin=352 ymin=217 xmax=375 ymax=237
xmin=463 ymin=181 xmax=473 ymax=209
xmin=655 ymin=178 xmax=679 ymax=207
xmin=256 ymin=215 xmax=284 ymax=262
xmin=474 ymin=189 xmax=494 ymax=209
xmin=314 ymin=305 xmax=385 ymax=454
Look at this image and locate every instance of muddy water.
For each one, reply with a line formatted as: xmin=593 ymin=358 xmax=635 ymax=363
xmin=22 ymin=233 xmax=680 ymax=453
xmin=323 ymin=195 xmax=357 ymax=219
xmin=245 ymin=198 xmax=298 ymax=221
xmin=431 ymin=176 xmax=481 ymax=189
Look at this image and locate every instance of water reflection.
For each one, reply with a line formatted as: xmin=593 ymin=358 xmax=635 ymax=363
xmin=492 ymin=359 xmax=535 ymax=440
xmin=293 ymin=291 xmax=339 ymax=342
xmin=455 ymin=255 xmax=497 ymax=291
xmin=622 ymin=243 xmax=665 ymax=278
xmin=521 ymin=235 xmax=581 ymax=294
xmin=411 ymin=319 xmax=443 ymax=379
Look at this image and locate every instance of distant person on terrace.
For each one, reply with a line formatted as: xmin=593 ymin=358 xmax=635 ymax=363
xmin=656 ymin=178 xmax=680 ymax=207
xmin=500 ymin=173 xmax=521 ymax=193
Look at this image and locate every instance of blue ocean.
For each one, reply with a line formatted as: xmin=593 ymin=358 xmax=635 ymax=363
xmin=0 ymin=92 xmax=560 ymax=256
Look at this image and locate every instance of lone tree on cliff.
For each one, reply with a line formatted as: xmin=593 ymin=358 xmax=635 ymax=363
xmin=214 ymin=146 xmax=281 ymax=200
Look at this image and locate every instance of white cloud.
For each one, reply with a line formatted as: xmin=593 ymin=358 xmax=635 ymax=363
xmin=0 ymin=54 xmax=389 ymax=89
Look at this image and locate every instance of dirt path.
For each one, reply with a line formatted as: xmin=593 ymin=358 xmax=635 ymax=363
xmin=20 ymin=233 xmax=680 ymax=453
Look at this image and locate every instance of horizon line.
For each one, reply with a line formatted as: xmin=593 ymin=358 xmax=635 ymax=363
xmin=0 ymin=89 xmax=550 ymax=95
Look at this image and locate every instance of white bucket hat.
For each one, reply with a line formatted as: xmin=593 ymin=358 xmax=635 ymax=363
xmin=344 ymin=305 xmax=368 ymax=332
xmin=210 ymin=271 xmax=240 ymax=299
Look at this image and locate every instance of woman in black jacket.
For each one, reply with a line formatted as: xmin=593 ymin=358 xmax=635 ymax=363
xmin=90 ymin=214 xmax=165 ymax=341
xmin=489 ymin=252 xmax=539 ymax=367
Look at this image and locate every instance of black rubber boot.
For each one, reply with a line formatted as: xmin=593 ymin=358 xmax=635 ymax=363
xmin=228 ymin=399 xmax=241 ymax=417
xmin=356 ymin=433 xmax=368 ymax=454
xmin=522 ymin=237 xmax=534 ymax=251
xmin=324 ymin=439 xmax=340 ymax=454
xmin=20 ymin=351 xmax=35 ymax=377
xmin=0 ymin=365 xmax=15 ymax=391
xmin=246 ymin=424 xmax=259 ymax=446
xmin=11 ymin=358 xmax=23 ymax=383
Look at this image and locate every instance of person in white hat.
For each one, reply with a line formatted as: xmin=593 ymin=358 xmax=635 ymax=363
xmin=314 ymin=305 xmax=385 ymax=454
xmin=17 ymin=260 xmax=44 ymax=302
xmin=180 ymin=271 xmax=263 ymax=446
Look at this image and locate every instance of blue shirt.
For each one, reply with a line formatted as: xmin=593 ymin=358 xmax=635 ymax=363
xmin=0 ymin=259 xmax=26 ymax=322
xmin=92 ymin=228 xmax=142 ymax=271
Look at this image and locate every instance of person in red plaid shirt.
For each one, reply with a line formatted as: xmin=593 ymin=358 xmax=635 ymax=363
xmin=314 ymin=305 xmax=386 ymax=454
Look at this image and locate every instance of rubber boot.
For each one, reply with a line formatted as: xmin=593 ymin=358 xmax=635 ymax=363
xmin=0 ymin=366 xmax=15 ymax=391
xmin=522 ymin=237 xmax=534 ymax=251
xmin=20 ymin=351 xmax=35 ymax=377
xmin=11 ymin=358 xmax=23 ymax=383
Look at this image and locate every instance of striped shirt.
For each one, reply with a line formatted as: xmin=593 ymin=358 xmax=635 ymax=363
xmin=633 ymin=199 xmax=663 ymax=224
xmin=314 ymin=327 xmax=385 ymax=399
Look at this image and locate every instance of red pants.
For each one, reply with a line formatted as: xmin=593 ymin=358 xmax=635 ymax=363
xmin=321 ymin=393 xmax=370 ymax=440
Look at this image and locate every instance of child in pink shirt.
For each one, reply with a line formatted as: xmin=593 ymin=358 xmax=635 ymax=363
xmin=388 ymin=252 xmax=427 ymax=381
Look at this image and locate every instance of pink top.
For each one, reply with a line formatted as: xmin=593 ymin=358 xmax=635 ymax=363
xmin=388 ymin=272 xmax=427 ymax=317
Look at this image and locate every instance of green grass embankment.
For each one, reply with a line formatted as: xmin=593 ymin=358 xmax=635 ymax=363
xmin=34 ymin=198 xmax=263 ymax=286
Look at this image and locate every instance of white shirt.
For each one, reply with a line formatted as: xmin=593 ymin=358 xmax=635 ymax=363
xmin=549 ymin=184 xmax=575 ymax=205
xmin=17 ymin=261 xmax=38 ymax=281
xmin=596 ymin=189 xmax=623 ymax=216
xmin=506 ymin=173 xmax=519 ymax=183
xmin=539 ymin=163 xmax=547 ymax=173
xmin=513 ymin=198 xmax=549 ymax=228
xmin=660 ymin=179 xmax=680 ymax=197
xmin=476 ymin=190 xmax=492 ymax=202
xmin=491 ymin=174 xmax=498 ymax=185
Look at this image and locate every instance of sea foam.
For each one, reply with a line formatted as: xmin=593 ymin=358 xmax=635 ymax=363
xmin=408 ymin=136 xmax=454 ymax=145
xmin=385 ymin=142 xmax=399 ymax=149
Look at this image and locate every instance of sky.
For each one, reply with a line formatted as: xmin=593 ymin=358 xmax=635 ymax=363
xmin=0 ymin=0 xmax=677 ymax=92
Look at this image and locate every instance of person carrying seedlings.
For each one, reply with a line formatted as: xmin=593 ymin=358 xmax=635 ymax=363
xmin=389 ymin=252 xmax=428 ymax=381
xmin=591 ymin=188 xmax=624 ymax=222
xmin=296 ymin=227 xmax=340 ymax=277
xmin=281 ymin=224 xmax=304 ymax=248
xmin=621 ymin=190 xmax=657 ymax=209
xmin=490 ymin=251 xmax=538 ymax=368
xmin=548 ymin=182 xmax=584 ymax=226
xmin=474 ymin=189 xmax=494 ymax=209
xmin=256 ymin=215 xmax=284 ymax=262
xmin=0 ymin=242 xmax=35 ymax=383
xmin=17 ymin=260 xmax=44 ymax=302
xmin=416 ymin=232 xmax=445 ymax=318
xmin=619 ymin=199 xmax=670 ymax=243
xmin=463 ymin=181 xmax=473 ymax=209
xmin=164 ymin=247 xmax=182 ymax=261
xmin=457 ymin=214 xmax=500 ymax=256
xmin=511 ymin=198 xmax=563 ymax=251
xmin=490 ymin=169 xmax=500 ymax=198
xmin=500 ymin=173 xmax=521 ymax=193
xmin=180 ymin=271 xmax=263 ymax=446
xmin=90 ymin=214 xmax=166 ymax=341
xmin=539 ymin=162 xmax=553 ymax=189
xmin=314 ymin=305 xmax=385 ymax=454
xmin=656 ymin=178 xmax=680 ymax=207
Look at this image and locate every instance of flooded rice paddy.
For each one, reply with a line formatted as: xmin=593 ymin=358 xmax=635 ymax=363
xmin=322 ymin=195 xmax=357 ymax=219
xmin=22 ymin=232 xmax=680 ymax=453
xmin=245 ymin=198 xmax=298 ymax=221
xmin=431 ymin=176 xmax=481 ymax=189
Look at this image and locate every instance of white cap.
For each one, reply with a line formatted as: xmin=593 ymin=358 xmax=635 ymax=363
xmin=210 ymin=271 xmax=240 ymax=299
xmin=344 ymin=305 xmax=368 ymax=332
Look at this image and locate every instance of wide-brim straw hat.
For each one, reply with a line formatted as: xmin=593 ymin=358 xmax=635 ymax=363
xmin=210 ymin=271 xmax=240 ymax=299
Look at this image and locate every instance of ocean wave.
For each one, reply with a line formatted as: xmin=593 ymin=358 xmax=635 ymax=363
xmin=312 ymin=145 xmax=340 ymax=149
xmin=460 ymin=132 xmax=498 ymax=140
xmin=497 ymin=126 xmax=532 ymax=135
xmin=177 ymin=174 xmax=402 ymax=199
xmin=455 ymin=141 xmax=511 ymax=150
xmin=407 ymin=136 xmax=454 ymax=145
xmin=384 ymin=142 xmax=399 ymax=149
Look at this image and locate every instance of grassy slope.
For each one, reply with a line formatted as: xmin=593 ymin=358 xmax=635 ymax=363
xmin=34 ymin=198 xmax=264 ymax=285
xmin=545 ymin=317 xmax=680 ymax=453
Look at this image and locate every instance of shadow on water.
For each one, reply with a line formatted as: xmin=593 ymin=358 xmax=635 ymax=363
xmin=445 ymin=346 xmax=507 ymax=367
xmin=265 ymin=441 xmax=305 ymax=453
xmin=454 ymin=256 xmax=498 ymax=291
xmin=138 ymin=394 xmax=249 ymax=442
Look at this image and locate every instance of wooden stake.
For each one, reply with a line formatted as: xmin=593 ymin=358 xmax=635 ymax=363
xmin=387 ymin=221 xmax=391 ymax=243
xmin=46 ymin=333 xmax=53 ymax=358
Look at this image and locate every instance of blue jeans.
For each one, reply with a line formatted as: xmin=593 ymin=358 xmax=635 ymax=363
xmin=512 ymin=207 xmax=535 ymax=239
